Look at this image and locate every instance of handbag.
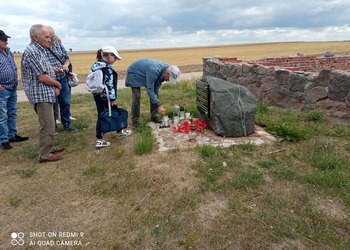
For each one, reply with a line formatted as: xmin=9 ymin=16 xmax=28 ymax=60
xmin=68 ymin=72 xmax=79 ymax=87
xmin=99 ymin=105 xmax=128 ymax=133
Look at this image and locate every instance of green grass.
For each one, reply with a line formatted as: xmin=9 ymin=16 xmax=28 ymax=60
xmin=2 ymin=78 xmax=350 ymax=249
xmin=133 ymin=125 xmax=155 ymax=154
xmin=15 ymin=167 xmax=37 ymax=178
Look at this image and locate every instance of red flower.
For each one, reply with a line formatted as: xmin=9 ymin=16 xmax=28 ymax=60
xmin=174 ymin=118 xmax=209 ymax=134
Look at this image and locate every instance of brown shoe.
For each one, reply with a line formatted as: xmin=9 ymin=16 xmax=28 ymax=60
xmin=39 ymin=155 xmax=63 ymax=163
xmin=51 ymin=147 xmax=65 ymax=153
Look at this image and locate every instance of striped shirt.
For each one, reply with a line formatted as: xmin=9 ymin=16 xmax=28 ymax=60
xmin=0 ymin=47 xmax=18 ymax=90
xmin=45 ymin=41 xmax=70 ymax=81
xmin=21 ymin=41 xmax=56 ymax=104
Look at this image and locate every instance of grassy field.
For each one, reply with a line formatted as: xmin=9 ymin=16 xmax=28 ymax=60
xmin=2 ymin=42 xmax=350 ymax=249
xmin=14 ymin=41 xmax=350 ymax=76
xmin=2 ymin=79 xmax=350 ymax=249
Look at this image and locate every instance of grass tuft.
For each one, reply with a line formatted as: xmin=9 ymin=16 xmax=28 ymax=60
xmin=303 ymin=140 xmax=341 ymax=170
xmin=133 ymin=125 xmax=154 ymax=155
xmin=16 ymin=168 xmax=37 ymax=178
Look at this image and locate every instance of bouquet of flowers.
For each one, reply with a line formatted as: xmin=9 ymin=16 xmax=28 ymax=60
xmin=173 ymin=119 xmax=209 ymax=134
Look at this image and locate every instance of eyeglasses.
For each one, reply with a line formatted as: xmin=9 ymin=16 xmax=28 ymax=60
xmin=0 ymin=39 xmax=8 ymax=42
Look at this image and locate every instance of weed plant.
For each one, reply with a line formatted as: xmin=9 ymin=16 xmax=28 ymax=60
xmin=133 ymin=125 xmax=154 ymax=154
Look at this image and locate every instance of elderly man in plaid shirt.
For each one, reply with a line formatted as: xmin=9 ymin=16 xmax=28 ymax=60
xmin=21 ymin=24 xmax=64 ymax=163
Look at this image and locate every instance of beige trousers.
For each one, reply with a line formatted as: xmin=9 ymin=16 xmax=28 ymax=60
xmin=34 ymin=102 xmax=55 ymax=160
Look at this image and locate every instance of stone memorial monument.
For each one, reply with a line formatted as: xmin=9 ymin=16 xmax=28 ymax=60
xmin=197 ymin=76 xmax=257 ymax=137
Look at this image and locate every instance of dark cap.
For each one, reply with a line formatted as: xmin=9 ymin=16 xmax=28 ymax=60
xmin=0 ymin=30 xmax=11 ymax=40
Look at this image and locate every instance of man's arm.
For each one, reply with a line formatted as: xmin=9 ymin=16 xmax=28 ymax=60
xmin=62 ymin=60 xmax=70 ymax=72
xmin=37 ymin=73 xmax=62 ymax=90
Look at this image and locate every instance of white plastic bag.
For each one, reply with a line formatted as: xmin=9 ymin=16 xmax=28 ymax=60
xmin=68 ymin=72 xmax=79 ymax=87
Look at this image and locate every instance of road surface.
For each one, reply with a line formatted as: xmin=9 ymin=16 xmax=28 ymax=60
xmin=17 ymin=71 xmax=203 ymax=102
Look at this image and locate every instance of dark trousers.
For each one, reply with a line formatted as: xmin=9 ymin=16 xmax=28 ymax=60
xmin=131 ymin=87 xmax=158 ymax=124
xmin=93 ymin=95 xmax=120 ymax=139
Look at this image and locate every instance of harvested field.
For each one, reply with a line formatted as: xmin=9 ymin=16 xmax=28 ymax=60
xmin=14 ymin=41 xmax=350 ymax=81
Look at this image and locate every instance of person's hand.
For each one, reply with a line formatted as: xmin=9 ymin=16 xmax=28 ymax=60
xmin=158 ymin=105 xmax=166 ymax=115
xmin=62 ymin=64 xmax=69 ymax=72
xmin=0 ymin=84 xmax=4 ymax=91
xmin=111 ymin=102 xmax=119 ymax=110
xmin=68 ymin=72 xmax=74 ymax=79
xmin=53 ymin=67 xmax=62 ymax=74
xmin=57 ymin=82 xmax=62 ymax=90
xmin=54 ymin=88 xmax=60 ymax=97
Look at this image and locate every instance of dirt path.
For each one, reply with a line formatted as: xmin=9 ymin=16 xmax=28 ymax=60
xmin=17 ymin=71 xmax=203 ymax=103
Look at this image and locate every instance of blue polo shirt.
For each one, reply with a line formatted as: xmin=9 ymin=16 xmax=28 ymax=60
xmin=0 ymin=47 xmax=18 ymax=90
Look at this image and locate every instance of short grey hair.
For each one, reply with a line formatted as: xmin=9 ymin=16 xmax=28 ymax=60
xmin=46 ymin=26 xmax=54 ymax=33
xmin=54 ymin=35 xmax=61 ymax=44
xmin=30 ymin=24 xmax=45 ymax=40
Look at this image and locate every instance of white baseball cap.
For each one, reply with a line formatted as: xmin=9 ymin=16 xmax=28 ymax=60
xmin=102 ymin=46 xmax=122 ymax=60
xmin=168 ymin=65 xmax=180 ymax=84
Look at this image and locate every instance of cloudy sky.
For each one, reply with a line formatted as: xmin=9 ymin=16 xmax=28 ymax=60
xmin=2 ymin=0 xmax=350 ymax=52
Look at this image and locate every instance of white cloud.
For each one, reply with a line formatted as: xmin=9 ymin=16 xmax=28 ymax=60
xmin=2 ymin=0 xmax=350 ymax=52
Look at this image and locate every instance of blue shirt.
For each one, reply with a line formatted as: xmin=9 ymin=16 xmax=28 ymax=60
xmin=21 ymin=41 xmax=56 ymax=104
xmin=0 ymin=47 xmax=18 ymax=90
xmin=125 ymin=58 xmax=168 ymax=107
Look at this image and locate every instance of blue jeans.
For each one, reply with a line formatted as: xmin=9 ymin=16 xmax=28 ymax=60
xmin=0 ymin=88 xmax=17 ymax=143
xmin=54 ymin=84 xmax=72 ymax=121
xmin=56 ymin=77 xmax=71 ymax=128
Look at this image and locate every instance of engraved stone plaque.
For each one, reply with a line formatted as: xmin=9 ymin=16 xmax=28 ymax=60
xmin=196 ymin=80 xmax=210 ymax=117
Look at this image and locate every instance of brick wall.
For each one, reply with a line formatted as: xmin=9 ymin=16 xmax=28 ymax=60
xmin=247 ymin=55 xmax=350 ymax=72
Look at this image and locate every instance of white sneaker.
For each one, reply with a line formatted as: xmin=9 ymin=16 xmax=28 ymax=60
xmin=116 ymin=130 xmax=132 ymax=138
xmin=95 ymin=139 xmax=111 ymax=148
xmin=70 ymin=116 xmax=76 ymax=121
xmin=56 ymin=119 xmax=61 ymax=125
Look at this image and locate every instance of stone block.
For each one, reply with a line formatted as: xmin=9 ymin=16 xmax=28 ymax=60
xmin=289 ymin=72 xmax=311 ymax=92
xmin=306 ymin=86 xmax=328 ymax=103
xmin=201 ymin=76 xmax=257 ymax=137
xmin=328 ymin=70 xmax=350 ymax=101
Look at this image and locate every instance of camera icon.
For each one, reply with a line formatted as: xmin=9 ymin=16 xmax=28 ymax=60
xmin=11 ymin=232 xmax=25 ymax=246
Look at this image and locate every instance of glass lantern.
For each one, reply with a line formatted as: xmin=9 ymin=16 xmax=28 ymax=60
xmin=188 ymin=124 xmax=197 ymax=142
xmin=173 ymin=104 xmax=180 ymax=117
xmin=160 ymin=115 xmax=170 ymax=128
xmin=179 ymin=105 xmax=185 ymax=119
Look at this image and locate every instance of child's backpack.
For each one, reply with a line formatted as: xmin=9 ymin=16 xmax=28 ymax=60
xmin=86 ymin=69 xmax=104 ymax=94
